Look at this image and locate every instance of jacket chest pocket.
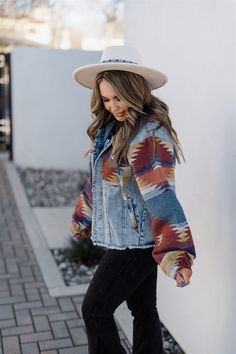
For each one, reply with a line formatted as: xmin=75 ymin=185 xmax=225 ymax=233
xmin=102 ymin=155 xmax=132 ymax=186
xmin=102 ymin=158 xmax=119 ymax=185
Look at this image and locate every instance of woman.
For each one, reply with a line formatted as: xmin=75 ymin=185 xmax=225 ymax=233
xmin=71 ymin=46 xmax=196 ymax=354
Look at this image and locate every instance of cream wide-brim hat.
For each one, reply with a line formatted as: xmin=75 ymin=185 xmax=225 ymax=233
xmin=72 ymin=46 xmax=168 ymax=90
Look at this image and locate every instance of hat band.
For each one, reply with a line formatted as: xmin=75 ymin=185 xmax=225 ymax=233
xmin=101 ymin=59 xmax=138 ymax=64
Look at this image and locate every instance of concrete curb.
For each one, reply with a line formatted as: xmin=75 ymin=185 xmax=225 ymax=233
xmin=4 ymin=161 xmax=87 ymax=296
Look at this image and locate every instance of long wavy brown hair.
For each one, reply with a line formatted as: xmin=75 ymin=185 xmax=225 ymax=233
xmin=86 ymin=70 xmax=184 ymax=164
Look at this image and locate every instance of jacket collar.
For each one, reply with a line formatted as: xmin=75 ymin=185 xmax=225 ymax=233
xmin=98 ymin=120 xmax=116 ymax=141
xmin=93 ymin=120 xmax=116 ymax=165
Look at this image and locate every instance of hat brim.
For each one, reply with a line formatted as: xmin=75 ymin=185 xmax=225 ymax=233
xmin=72 ymin=62 xmax=168 ymax=90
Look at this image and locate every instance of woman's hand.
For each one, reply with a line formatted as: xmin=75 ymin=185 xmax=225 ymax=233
xmin=176 ymin=268 xmax=192 ymax=287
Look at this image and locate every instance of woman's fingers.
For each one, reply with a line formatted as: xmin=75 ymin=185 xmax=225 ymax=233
xmin=176 ymin=268 xmax=192 ymax=287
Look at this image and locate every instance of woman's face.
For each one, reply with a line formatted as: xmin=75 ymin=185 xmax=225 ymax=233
xmin=99 ymin=79 xmax=129 ymax=121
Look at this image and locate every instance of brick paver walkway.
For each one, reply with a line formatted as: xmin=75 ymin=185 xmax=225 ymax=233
xmin=0 ymin=162 xmax=132 ymax=354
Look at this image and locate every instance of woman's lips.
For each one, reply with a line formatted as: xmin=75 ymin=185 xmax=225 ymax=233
xmin=114 ymin=111 xmax=125 ymax=117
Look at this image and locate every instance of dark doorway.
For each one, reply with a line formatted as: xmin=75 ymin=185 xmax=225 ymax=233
xmin=0 ymin=52 xmax=12 ymax=160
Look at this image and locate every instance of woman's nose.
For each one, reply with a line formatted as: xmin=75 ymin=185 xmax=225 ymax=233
xmin=110 ymin=100 xmax=119 ymax=112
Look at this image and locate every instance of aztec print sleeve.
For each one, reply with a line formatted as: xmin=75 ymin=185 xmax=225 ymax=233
xmin=71 ymin=166 xmax=93 ymax=240
xmin=127 ymin=124 xmax=196 ymax=279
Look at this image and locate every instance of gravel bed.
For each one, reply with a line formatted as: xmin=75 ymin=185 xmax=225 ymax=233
xmin=52 ymin=248 xmax=99 ymax=285
xmin=17 ymin=166 xmax=185 ymax=354
xmin=17 ymin=166 xmax=88 ymax=207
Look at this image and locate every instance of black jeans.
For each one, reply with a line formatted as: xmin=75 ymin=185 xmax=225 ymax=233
xmin=82 ymin=247 xmax=164 ymax=354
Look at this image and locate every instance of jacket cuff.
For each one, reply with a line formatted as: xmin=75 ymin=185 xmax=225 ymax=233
xmin=71 ymin=220 xmax=91 ymax=239
xmin=156 ymin=250 xmax=194 ymax=279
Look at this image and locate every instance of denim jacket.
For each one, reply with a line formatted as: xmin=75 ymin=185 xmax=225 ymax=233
xmin=72 ymin=117 xmax=196 ymax=278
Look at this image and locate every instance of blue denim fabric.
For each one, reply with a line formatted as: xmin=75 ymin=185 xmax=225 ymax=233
xmin=91 ymin=120 xmax=155 ymax=250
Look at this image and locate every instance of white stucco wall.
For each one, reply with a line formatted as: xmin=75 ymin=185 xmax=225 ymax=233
xmin=11 ymin=47 xmax=101 ymax=171
xmin=125 ymin=1 xmax=235 ymax=354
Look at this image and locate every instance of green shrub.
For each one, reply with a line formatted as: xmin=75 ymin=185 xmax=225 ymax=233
xmin=64 ymin=237 xmax=107 ymax=267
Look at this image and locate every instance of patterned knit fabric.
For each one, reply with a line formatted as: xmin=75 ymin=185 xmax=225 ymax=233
xmin=71 ymin=172 xmax=92 ymax=239
xmin=127 ymin=124 xmax=196 ymax=277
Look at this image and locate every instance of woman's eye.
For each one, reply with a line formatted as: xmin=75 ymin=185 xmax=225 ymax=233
xmin=102 ymin=97 xmax=120 ymax=102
